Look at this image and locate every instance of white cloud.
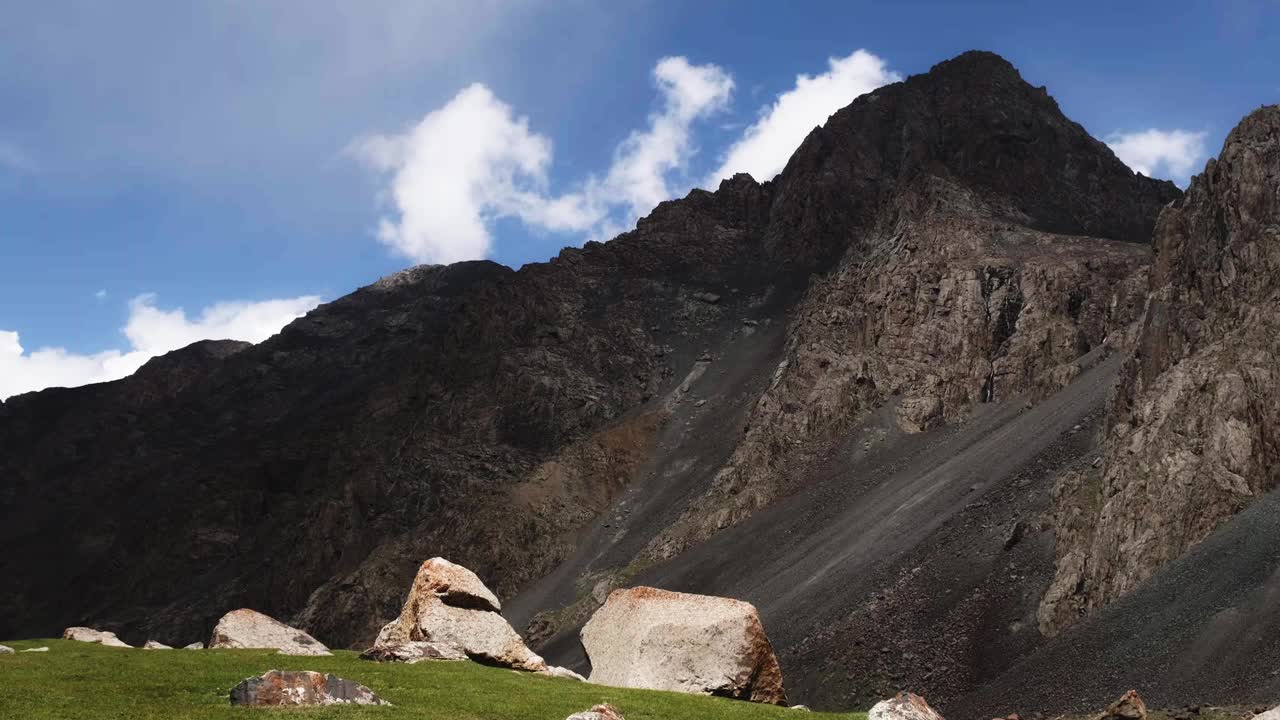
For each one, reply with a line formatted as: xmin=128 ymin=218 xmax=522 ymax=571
xmin=0 ymin=293 xmax=320 ymax=400
xmin=599 ymin=57 xmax=734 ymax=220
xmin=349 ymin=83 xmax=586 ymax=264
xmin=352 ymin=56 xmax=733 ymax=263
xmin=707 ymin=49 xmax=899 ymax=185
xmin=1106 ymin=129 xmax=1208 ymax=185
xmin=95 ymin=289 xmax=107 ymax=300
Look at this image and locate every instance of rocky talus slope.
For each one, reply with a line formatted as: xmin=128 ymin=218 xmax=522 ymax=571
xmin=11 ymin=53 xmax=1279 ymax=717
xmin=1039 ymin=105 xmax=1280 ymax=633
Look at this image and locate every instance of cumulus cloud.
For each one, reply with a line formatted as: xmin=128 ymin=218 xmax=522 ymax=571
xmin=0 ymin=293 xmax=321 ymax=400
xmin=707 ymin=50 xmax=899 ymax=185
xmin=352 ymin=56 xmax=733 ymax=263
xmin=349 ymin=84 xmax=588 ymax=264
xmin=1106 ymin=129 xmax=1208 ymax=185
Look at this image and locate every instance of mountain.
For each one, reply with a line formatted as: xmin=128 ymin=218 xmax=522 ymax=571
xmin=6 ymin=51 xmax=1278 ymax=716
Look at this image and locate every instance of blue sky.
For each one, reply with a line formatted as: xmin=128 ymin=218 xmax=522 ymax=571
xmin=1 ymin=0 xmax=1277 ymax=398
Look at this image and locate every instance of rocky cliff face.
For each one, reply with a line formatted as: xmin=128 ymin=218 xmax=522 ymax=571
xmin=1039 ymin=105 xmax=1280 ymax=635
xmin=0 ymin=51 xmax=1205 ymax=714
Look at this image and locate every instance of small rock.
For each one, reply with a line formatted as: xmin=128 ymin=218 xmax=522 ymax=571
xmin=1004 ymin=521 xmax=1026 ymax=551
xmin=21 ymin=647 xmax=49 ymax=652
xmin=184 ymin=642 xmax=204 ymax=650
xmin=143 ymin=640 xmax=172 ymax=650
xmin=694 ymin=292 xmax=721 ymax=304
xmin=208 ymin=609 xmax=331 ymax=656
xmin=229 ymin=670 xmax=387 ymax=707
xmin=742 ymin=319 xmax=758 ymax=326
xmin=591 ymin=579 xmax=614 ymax=605
xmin=694 ymin=399 xmax=706 ymax=407
xmin=566 ymin=704 xmax=625 ymax=720
xmin=869 ymin=692 xmax=945 ymax=720
xmin=0 ymin=645 xmax=13 ymax=654
xmin=792 ymin=705 xmax=812 ymax=711
xmin=63 ymin=627 xmax=132 ymax=648
xmin=1092 ymin=690 xmax=1147 ymax=720
xmin=541 ymin=665 xmax=587 ymax=681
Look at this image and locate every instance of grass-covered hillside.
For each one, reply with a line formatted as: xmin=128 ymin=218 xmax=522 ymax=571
xmin=0 ymin=640 xmax=867 ymax=720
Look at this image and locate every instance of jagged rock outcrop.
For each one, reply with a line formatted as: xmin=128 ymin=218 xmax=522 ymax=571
xmin=1040 ymin=105 xmax=1280 ymax=635
xmin=580 ymin=587 xmax=786 ymax=704
xmin=208 ymin=609 xmax=331 ymax=656
xmin=228 ymin=670 xmax=387 ymax=707
xmin=646 ymin=182 xmax=1155 ymax=559
xmin=63 ymin=627 xmax=132 ymax=648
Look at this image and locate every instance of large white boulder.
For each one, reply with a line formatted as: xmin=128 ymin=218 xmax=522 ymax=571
xmin=208 ymin=609 xmax=331 ymax=656
xmin=62 ymin=627 xmax=132 ymax=648
xmin=364 ymin=557 xmax=574 ymax=677
xmin=580 ymin=586 xmax=786 ymax=704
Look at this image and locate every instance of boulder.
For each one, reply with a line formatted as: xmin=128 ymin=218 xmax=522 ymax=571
xmin=0 ymin=645 xmax=13 ymax=654
xmin=183 ymin=642 xmax=204 ymax=650
xmin=208 ymin=609 xmax=331 ymax=656
xmin=580 ymin=586 xmax=786 ymax=704
xmin=869 ymin=692 xmax=945 ymax=720
xmin=365 ymin=557 xmax=546 ymax=672
xmin=228 ymin=670 xmax=386 ymax=707
xmin=143 ymin=640 xmax=172 ymax=650
xmin=63 ymin=627 xmax=132 ymax=648
xmin=566 ymin=704 xmax=625 ymax=720
xmin=1093 ymin=691 xmax=1147 ymax=720
xmin=1254 ymin=707 xmax=1280 ymax=720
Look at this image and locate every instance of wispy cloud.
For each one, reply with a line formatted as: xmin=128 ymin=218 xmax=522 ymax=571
xmin=1106 ymin=128 xmax=1208 ymax=186
xmin=0 ymin=293 xmax=321 ymax=400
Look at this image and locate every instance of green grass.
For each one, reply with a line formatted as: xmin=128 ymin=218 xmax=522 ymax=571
xmin=0 ymin=639 xmax=866 ymax=720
